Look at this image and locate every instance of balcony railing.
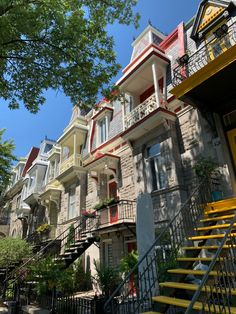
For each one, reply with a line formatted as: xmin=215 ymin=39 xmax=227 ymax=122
xmin=124 ymin=93 xmax=166 ymax=130
xmin=172 ymin=21 xmax=236 ymax=87
xmin=98 ymin=200 xmax=136 ymax=227
xmin=26 ymin=183 xmax=43 ymax=198
xmin=60 ymin=154 xmax=82 ymax=174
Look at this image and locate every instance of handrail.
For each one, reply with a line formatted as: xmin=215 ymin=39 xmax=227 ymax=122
xmin=104 ymin=179 xmax=210 ymax=313
xmin=172 ymin=21 xmax=236 ymax=87
xmin=185 ymin=213 xmax=236 ymax=313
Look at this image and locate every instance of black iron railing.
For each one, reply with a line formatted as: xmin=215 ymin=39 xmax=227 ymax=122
xmin=172 ymin=21 xmax=236 ymax=87
xmin=103 ymin=180 xmax=211 ymax=313
xmin=38 ymin=292 xmax=96 ymax=314
xmin=98 ymin=200 xmax=136 ymax=227
xmin=185 ymin=213 xmax=236 ymax=313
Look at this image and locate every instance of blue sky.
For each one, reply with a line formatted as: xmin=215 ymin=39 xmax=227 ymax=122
xmin=0 ymin=0 xmax=201 ymax=158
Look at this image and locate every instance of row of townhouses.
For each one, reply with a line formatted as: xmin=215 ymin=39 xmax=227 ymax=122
xmin=1 ymin=0 xmax=235 ymax=279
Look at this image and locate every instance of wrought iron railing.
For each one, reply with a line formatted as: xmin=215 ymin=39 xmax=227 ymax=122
xmin=124 ymin=92 xmax=167 ymax=130
xmin=98 ymin=200 xmax=136 ymax=227
xmin=172 ymin=21 xmax=236 ymax=87
xmin=38 ymin=292 xmax=96 ymax=314
xmin=104 ymin=180 xmax=211 ymax=313
xmin=185 ymin=213 xmax=236 ymax=313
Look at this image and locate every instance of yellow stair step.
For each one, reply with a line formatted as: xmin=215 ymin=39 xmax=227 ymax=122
xmin=177 ymin=257 xmax=224 ymax=262
xmin=142 ymin=312 xmax=162 ymax=314
xmin=188 ymin=232 xmax=236 ymax=241
xmin=204 ymin=197 xmax=236 ymax=215
xmin=167 ymin=268 xmax=234 ymax=276
xmin=196 ymin=223 xmax=236 ymax=231
xmin=152 ymin=295 xmax=236 ymax=313
xmin=200 ymin=214 xmax=235 ymax=222
xmin=182 ymin=245 xmax=220 ymax=251
xmin=159 ymin=281 xmax=236 ymax=295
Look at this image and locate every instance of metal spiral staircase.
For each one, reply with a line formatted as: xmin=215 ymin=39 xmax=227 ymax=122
xmin=104 ymin=181 xmax=236 ymax=314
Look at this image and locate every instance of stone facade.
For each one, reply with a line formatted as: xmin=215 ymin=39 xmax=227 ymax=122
xmin=3 ymin=0 xmax=235 ymax=287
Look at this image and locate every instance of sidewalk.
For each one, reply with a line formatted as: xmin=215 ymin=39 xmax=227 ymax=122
xmin=0 ymin=307 xmax=7 ymax=313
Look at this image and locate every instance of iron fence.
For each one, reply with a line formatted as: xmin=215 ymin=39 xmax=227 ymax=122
xmin=38 ymin=292 xmax=96 ymax=314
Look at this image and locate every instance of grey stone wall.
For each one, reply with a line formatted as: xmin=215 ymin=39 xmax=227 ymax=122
xmin=118 ymin=146 xmax=136 ymax=200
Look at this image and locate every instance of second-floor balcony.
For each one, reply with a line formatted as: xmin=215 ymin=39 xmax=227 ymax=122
xmin=57 ymin=154 xmax=83 ymax=183
xmin=97 ymin=200 xmax=136 ymax=229
xmin=123 ymin=93 xmax=176 ymax=140
xmin=60 ymin=154 xmax=82 ymax=173
xmin=171 ymin=21 xmax=236 ymax=114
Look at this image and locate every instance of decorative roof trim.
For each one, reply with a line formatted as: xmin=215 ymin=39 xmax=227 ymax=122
xmin=191 ymin=0 xmax=235 ymax=40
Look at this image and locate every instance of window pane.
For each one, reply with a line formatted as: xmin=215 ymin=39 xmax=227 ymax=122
xmin=147 ymin=143 xmax=160 ymax=157
xmin=99 ymin=118 xmax=107 ymax=143
xmin=150 ymin=159 xmax=158 ymax=191
xmin=68 ymin=188 xmax=76 ymax=219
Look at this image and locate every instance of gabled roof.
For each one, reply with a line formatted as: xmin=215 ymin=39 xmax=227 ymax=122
xmin=191 ymin=0 xmax=235 ymax=40
xmin=22 ymin=147 xmax=39 ymax=177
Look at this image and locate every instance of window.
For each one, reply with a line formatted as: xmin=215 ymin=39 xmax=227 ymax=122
xmin=124 ymin=95 xmax=133 ymax=116
xmin=103 ymin=241 xmax=113 ymax=267
xmin=98 ymin=117 xmax=108 ymax=144
xmin=146 ymin=143 xmax=166 ymax=191
xmin=68 ymin=185 xmax=76 ymax=219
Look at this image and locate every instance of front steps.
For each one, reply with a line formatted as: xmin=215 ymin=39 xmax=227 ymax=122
xmin=143 ymin=197 xmax=236 ymax=314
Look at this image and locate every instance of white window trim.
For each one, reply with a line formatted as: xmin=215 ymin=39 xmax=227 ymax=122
xmin=97 ymin=115 xmax=109 ymax=146
xmin=68 ymin=184 xmax=76 ymax=219
xmin=145 ymin=143 xmax=167 ymax=193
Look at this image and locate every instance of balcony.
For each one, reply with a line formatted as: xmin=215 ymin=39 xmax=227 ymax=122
xmin=97 ymin=200 xmax=136 ymax=230
xmin=60 ymin=154 xmax=82 ymax=173
xmin=171 ymin=21 xmax=236 ymax=114
xmin=24 ymin=184 xmax=43 ymax=206
xmin=123 ymin=93 xmax=176 ymax=140
xmin=16 ymin=202 xmax=31 ymax=217
xmin=57 ymin=154 xmax=83 ymax=183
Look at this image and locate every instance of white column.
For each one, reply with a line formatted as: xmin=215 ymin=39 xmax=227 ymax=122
xmin=163 ymin=69 xmax=167 ymax=101
xmin=152 ymin=62 xmax=161 ymax=107
xmin=73 ymin=133 xmax=77 ymax=165
xmin=105 ymin=115 xmax=109 ymax=140
xmin=35 ymin=168 xmax=38 ymax=192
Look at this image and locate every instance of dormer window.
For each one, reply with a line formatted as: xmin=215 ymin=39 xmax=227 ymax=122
xmin=92 ymin=105 xmax=113 ymax=147
xmin=98 ymin=117 xmax=108 ymax=144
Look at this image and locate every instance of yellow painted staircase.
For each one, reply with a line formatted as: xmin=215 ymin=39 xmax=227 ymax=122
xmin=143 ymin=197 xmax=236 ymax=313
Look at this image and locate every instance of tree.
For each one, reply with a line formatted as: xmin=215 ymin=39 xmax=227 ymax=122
xmin=0 ymin=129 xmax=17 ymax=194
xmin=0 ymin=0 xmax=139 ymax=113
xmin=0 ymin=237 xmax=32 ymax=267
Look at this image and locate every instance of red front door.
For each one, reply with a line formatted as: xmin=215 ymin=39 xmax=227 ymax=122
xmin=109 ymin=181 xmax=118 ymax=223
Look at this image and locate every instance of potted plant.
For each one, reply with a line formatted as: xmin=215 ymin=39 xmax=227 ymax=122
xmin=36 ymin=223 xmax=51 ymax=234
xmin=120 ymin=250 xmax=138 ymax=294
xmin=93 ymin=260 xmax=121 ymax=313
xmin=36 ymin=223 xmax=51 ymax=241
xmin=93 ymin=201 xmax=106 ymax=211
xmin=82 ymin=210 xmax=96 ymax=218
xmin=193 ymin=156 xmax=222 ymax=201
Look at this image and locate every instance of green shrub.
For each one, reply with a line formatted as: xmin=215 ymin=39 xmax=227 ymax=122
xmin=120 ymin=250 xmax=138 ymax=275
xmin=0 ymin=237 xmax=32 ymax=268
xmin=73 ymin=258 xmax=92 ymax=292
xmin=93 ymin=260 xmax=121 ymax=296
xmin=28 ymin=256 xmax=75 ymax=296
